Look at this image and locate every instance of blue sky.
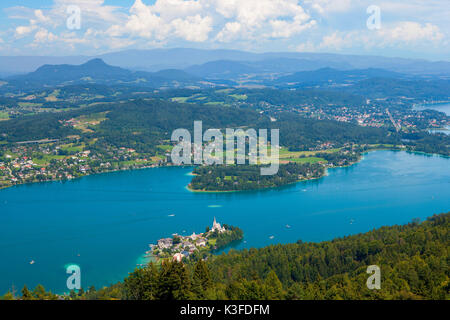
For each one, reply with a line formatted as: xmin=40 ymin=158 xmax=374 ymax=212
xmin=1 ymin=0 xmax=448 ymax=60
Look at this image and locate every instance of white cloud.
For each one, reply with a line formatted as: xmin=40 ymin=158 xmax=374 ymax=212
xmin=107 ymin=0 xmax=213 ymax=42
xmin=32 ymin=28 xmax=58 ymax=45
xmin=215 ymin=21 xmax=242 ymax=42
xmin=107 ymin=0 xmax=315 ymax=44
xmin=34 ymin=9 xmax=52 ymax=25
xmin=295 ymin=40 xmax=316 ymax=52
xmin=2 ymin=0 xmax=448 ymax=59
xmin=304 ymin=0 xmax=354 ymax=14
xmin=378 ymin=21 xmax=444 ymax=45
xmin=172 ymin=15 xmax=213 ymax=42
xmin=269 ymin=19 xmax=316 ymax=39
xmin=302 ymin=21 xmax=446 ymax=53
xmin=214 ymin=0 xmax=315 ymax=42
xmin=15 ymin=25 xmax=38 ymax=38
xmin=108 ymin=0 xmax=212 ymax=42
xmin=319 ymin=31 xmax=353 ymax=50
xmin=14 ymin=9 xmax=54 ymax=38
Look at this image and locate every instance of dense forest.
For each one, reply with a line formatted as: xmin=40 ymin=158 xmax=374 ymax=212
xmin=210 ymin=225 xmax=244 ymax=251
xmin=1 ymin=98 xmax=448 ymax=155
xmin=2 ymin=213 xmax=448 ymax=300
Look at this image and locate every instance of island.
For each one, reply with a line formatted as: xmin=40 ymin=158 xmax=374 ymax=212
xmin=148 ymin=218 xmax=243 ymax=263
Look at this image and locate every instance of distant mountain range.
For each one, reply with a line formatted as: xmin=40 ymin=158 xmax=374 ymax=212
xmin=274 ymin=67 xmax=406 ymax=87
xmin=1 ymin=56 xmax=449 ymax=98
xmin=5 ymin=58 xmax=200 ymax=88
xmin=1 ymin=48 xmax=449 ymax=76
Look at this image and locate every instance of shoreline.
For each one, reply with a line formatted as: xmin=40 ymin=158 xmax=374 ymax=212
xmin=1 ymin=148 xmax=448 ymax=192
xmin=0 ymin=162 xmax=194 ymax=191
xmin=186 ymin=146 xmax=444 ymax=194
xmin=413 ymin=101 xmax=450 ymax=116
xmin=186 ymin=153 xmax=365 ymax=194
xmin=186 ymin=173 xmax=328 ymax=193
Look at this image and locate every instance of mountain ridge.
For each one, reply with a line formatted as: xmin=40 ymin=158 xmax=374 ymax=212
xmin=5 ymin=58 xmax=201 ymax=88
xmin=1 ymin=48 xmax=449 ymax=76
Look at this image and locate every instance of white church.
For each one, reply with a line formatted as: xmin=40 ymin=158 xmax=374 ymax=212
xmin=211 ymin=217 xmax=226 ymax=233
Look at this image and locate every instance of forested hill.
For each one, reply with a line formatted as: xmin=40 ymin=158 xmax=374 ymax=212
xmin=3 ymin=59 xmax=201 ymax=89
xmin=207 ymin=213 xmax=449 ymax=300
xmin=1 ymin=98 xmax=448 ymax=155
xmin=3 ymin=213 xmax=448 ymax=300
xmin=0 ymin=98 xmax=390 ymax=148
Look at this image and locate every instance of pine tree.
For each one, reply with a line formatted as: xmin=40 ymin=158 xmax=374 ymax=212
xmin=157 ymin=261 xmax=191 ymax=300
xmin=33 ymin=284 xmax=47 ymax=299
xmin=21 ymin=285 xmax=33 ymax=300
xmin=264 ymin=270 xmax=285 ymax=299
xmin=124 ymin=263 xmax=158 ymax=300
xmin=192 ymin=260 xmax=212 ymax=299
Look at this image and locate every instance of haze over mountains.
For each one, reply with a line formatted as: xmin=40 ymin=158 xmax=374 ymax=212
xmin=1 ymin=48 xmax=449 ymax=100
xmin=1 ymin=48 xmax=450 ymax=78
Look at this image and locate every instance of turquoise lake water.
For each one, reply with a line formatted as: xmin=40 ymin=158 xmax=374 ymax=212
xmin=0 ymin=150 xmax=449 ymax=294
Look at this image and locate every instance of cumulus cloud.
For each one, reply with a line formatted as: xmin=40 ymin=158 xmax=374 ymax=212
xmin=172 ymin=15 xmax=213 ymax=42
xmin=214 ymin=0 xmax=315 ymax=42
xmin=15 ymin=25 xmax=38 ymax=38
xmin=14 ymin=9 xmax=55 ymax=38
xmin=305 ymin=21 xmax=445 ymax=52
xmin=107 ymin=0 xmax=315 ymax=44
xmin=106 ymin=0 xmax=214 ymax=43
xmin=32 ymin=28 xmax=58 ymax=45
xmin=2 ymin=0 xmax=448 ymax=58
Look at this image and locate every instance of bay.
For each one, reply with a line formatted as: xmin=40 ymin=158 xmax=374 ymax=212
xmin=415 ymin=102 xmax=450 ymax=116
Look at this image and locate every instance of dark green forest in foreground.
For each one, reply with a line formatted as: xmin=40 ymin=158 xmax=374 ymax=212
xmin=2 ymin=213 xmax=448 ymax=300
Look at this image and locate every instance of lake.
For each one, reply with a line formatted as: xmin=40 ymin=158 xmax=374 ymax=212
xmin=0 ymin=150 xmax=449 ymax=294
xmin=414 ymin=102 xmax=450 ymax=135
xmin=415 ymin=102 xmax=450 ymax=116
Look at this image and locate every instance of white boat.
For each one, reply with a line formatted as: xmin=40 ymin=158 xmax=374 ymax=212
xmin=29 ymin=260 xmax=35 ymax=265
